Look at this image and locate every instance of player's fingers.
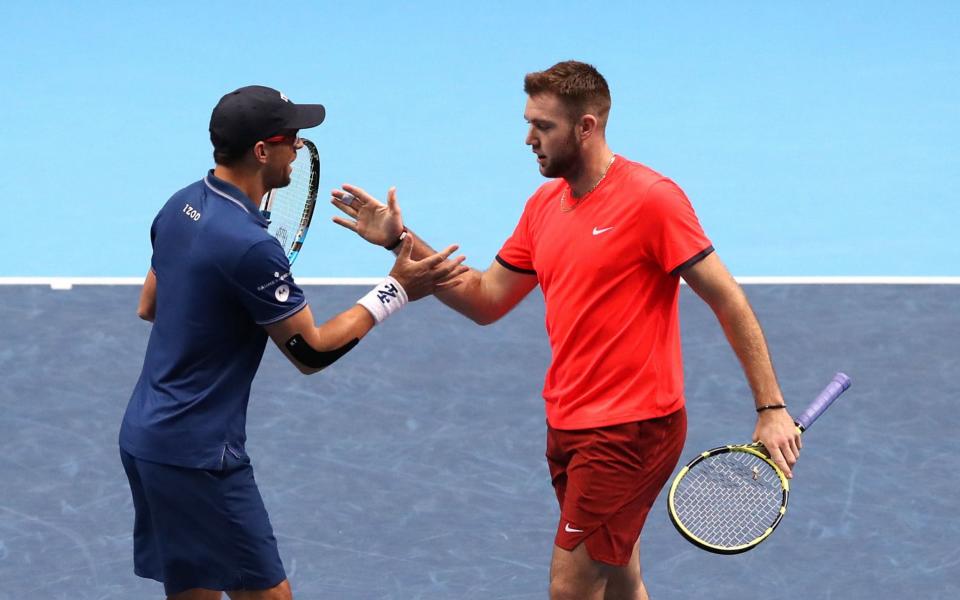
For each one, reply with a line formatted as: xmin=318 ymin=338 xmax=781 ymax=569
xmin=331 ymin=217 xmax=358 ymax=232
xmin=336 ymin=191 xmax=359 ymax=207
xmin=398 ymin=234 xmax=414 ymax=259
xmin=435 ymin=256 xmax=467 ymax=278
xmin=448 ymin=264 xmax=471 ymax=280
xmin=769 ymin=446 xmax=793 ymax=479
xmin=434 ymin=273 xmax=469 ymax=290
xmin=777 ymin=441 xmax=798 ymax=468
xmin=790 ymin=437 xmax=802 ymax=460
xmin=434 ymin=265 xmax=471 ymax=287
xmin=784 ymin=443 xmax=798 ymax=466
xmin=341 ymin=184 xmax=378 ymax=205
xmin=330 ymin=197 xmax=359 ymax=217
xmin=331 ymin=189 xmax=355 ymax=204
xmin=387 ymin=186 xmax=398 ymax=210
xmin=426 ymin=244 xmax=460 ymax=265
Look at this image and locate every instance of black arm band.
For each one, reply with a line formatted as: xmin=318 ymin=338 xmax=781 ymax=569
xmin=385 ymin=229 xmax=408 ymax=251
xmin=285 ymin=334 xmax=359 ymax=369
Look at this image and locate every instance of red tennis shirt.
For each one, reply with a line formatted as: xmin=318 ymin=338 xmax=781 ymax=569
xmin=497 ymin=156 xmax=713 ymax=430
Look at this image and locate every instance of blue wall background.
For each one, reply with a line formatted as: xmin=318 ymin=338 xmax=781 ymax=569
xmin=1 ymin=1 xmax=956 ymax=277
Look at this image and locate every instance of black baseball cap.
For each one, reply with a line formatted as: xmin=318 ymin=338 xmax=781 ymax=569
xmin=209 ymin=85 xmax=325 ymax=152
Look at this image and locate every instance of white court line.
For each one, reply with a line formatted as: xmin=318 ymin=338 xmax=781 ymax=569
xmin=0 ymin=276 xmax=957 ymax=290
xmin=734 ymin=276 xmax=960 ymax=285
xmin=0 ymin=277 xmax=382 ymax=290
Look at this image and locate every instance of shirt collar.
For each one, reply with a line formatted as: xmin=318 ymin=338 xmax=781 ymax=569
xmin=203 ymin=170 xmax=269 ymax=228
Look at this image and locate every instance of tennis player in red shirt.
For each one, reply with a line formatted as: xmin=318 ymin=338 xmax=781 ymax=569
xmin=332 ymin=61 xmax=801 ymax=600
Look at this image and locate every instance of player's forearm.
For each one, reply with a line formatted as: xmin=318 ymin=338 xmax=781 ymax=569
xmin=397 ymin=230 xmax=500 ymax=324
xmin=434 ymin=268 xmax=504 ymax=324
xmin=312 ymin=305 xmax=376 ymax=349
xmin=710 ymin=291 xmax=784 ymax=406
xmin=281 ymin=306 xmax=374 ymax=375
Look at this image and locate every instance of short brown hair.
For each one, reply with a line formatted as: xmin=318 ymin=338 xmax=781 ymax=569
xmin=524 ymin=60 xmax=611 ymax=125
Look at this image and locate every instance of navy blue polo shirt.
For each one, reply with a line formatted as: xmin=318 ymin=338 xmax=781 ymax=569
xmin=120 ymin=172 xmax=306 ymax=469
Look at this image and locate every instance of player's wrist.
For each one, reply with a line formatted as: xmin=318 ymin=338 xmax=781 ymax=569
xmin=755 ymin=403 xmax=787 ymax=413
xmin=384 ymin=227 xmax=408 ymax=252
xmin=356 ymin=276 xmax=408 ymax=323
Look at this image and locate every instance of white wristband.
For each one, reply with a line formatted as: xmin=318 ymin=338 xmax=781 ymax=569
xmin=356 ymin=276 xmax=408 ymax=324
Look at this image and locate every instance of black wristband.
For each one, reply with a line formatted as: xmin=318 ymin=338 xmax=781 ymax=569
xmin=385 ymin=229 xmax=408 ymax=251
xmin=756 ymin=404 xmax=787 ymax=413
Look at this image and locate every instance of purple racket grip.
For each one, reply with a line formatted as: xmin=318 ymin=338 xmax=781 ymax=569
xmin=795 ymin=372 xmax=851 ymax=431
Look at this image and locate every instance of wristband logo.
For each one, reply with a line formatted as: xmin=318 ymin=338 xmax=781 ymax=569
xmin=377 ymin=283 xmax=400 ymax=304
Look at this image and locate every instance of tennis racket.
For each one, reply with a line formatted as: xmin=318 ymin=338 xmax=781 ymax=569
xmin=667 ymin=372 xmax=852 ymax=554
xmin=261 ymin=138 xmax=320 ymax=265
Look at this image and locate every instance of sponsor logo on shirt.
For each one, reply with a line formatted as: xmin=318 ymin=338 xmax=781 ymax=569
xmin=257 ymin=271 xmax=292 ymax=292
xmin=182 ymin=203 xmax=201 ymax=221
xmin=275 ymin=284 xmax=290 ymax=302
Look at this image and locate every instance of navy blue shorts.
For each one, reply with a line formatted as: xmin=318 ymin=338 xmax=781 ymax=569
xmin=120 ymin=447 xmax=286 ymax=596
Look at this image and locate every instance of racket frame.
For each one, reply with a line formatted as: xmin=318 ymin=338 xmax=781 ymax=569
xmin=260 ymin=138 xmax=320 ymax=265
xmin=667 ymin=443 xmax=789 ymax=554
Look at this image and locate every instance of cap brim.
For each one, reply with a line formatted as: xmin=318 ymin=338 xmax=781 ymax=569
xmin=288 ymin=103 xmax=326 ymax=129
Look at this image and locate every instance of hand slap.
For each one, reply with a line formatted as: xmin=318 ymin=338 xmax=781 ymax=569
xmin=389 ymin=239 xmax=467 ymax=302
xmin=426 ymin=244 xmax=469 ymax=288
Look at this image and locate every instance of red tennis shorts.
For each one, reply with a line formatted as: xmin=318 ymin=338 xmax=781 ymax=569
xmin=546 ymin=408 xmax=687 ymax=565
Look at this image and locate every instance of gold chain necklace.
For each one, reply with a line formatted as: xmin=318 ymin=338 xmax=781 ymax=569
xmin=560 ymin=155 xmax=616 ymax=213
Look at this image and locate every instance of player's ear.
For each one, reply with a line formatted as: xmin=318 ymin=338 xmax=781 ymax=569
xmin=252 ymin=141 xmax=269 ymax=164
xmin=579 ymin=114 xmax=599 ymax=142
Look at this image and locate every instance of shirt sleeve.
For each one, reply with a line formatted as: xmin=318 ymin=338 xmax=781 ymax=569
xmin=228 ymin=239 xmax=307 ymax=325
xmin=149 ymin=212 xmax=161 ymax=273
xmin=495 ymin=199 xmax=537 ymax=275
xmin=639 ymin=179 xmax=714 ymax=275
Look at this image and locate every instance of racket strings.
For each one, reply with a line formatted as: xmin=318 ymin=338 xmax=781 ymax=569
xmin=672 ymin=451 xmax=784 ymax=548
xmin=265 ymin=149 xmax=318 ymax=257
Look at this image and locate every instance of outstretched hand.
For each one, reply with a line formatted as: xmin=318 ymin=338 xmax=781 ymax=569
xmin=331 ymin=184 xmax=405 ymax=247
xmin=388 ymin=236 xmax=468 ymax=301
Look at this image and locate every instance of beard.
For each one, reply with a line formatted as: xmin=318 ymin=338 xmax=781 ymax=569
xmin=539 ymin=130 xmax=583 ymax=180
xmin=265 ymin=162 xmax=293 ymax=190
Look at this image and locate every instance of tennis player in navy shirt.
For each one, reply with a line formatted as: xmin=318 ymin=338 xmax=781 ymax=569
xmin=119 ymin=85 xmax=467 ymax=599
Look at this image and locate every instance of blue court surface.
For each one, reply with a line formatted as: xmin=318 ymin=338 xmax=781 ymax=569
xmin=0 ymin=283 xmax=957 ymax=599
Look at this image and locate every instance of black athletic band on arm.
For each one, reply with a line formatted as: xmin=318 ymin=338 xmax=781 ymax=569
xmin=285 ymin=334 xmax=359 ymax=369
xmin=385 ymin=229 xmax=408 ymax=251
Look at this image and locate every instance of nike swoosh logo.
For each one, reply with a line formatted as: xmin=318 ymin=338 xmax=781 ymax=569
xmin=564 ymin=523 xmax=584 ymax=533
xmin=592 ymin=226 xmax=614 ymax=236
